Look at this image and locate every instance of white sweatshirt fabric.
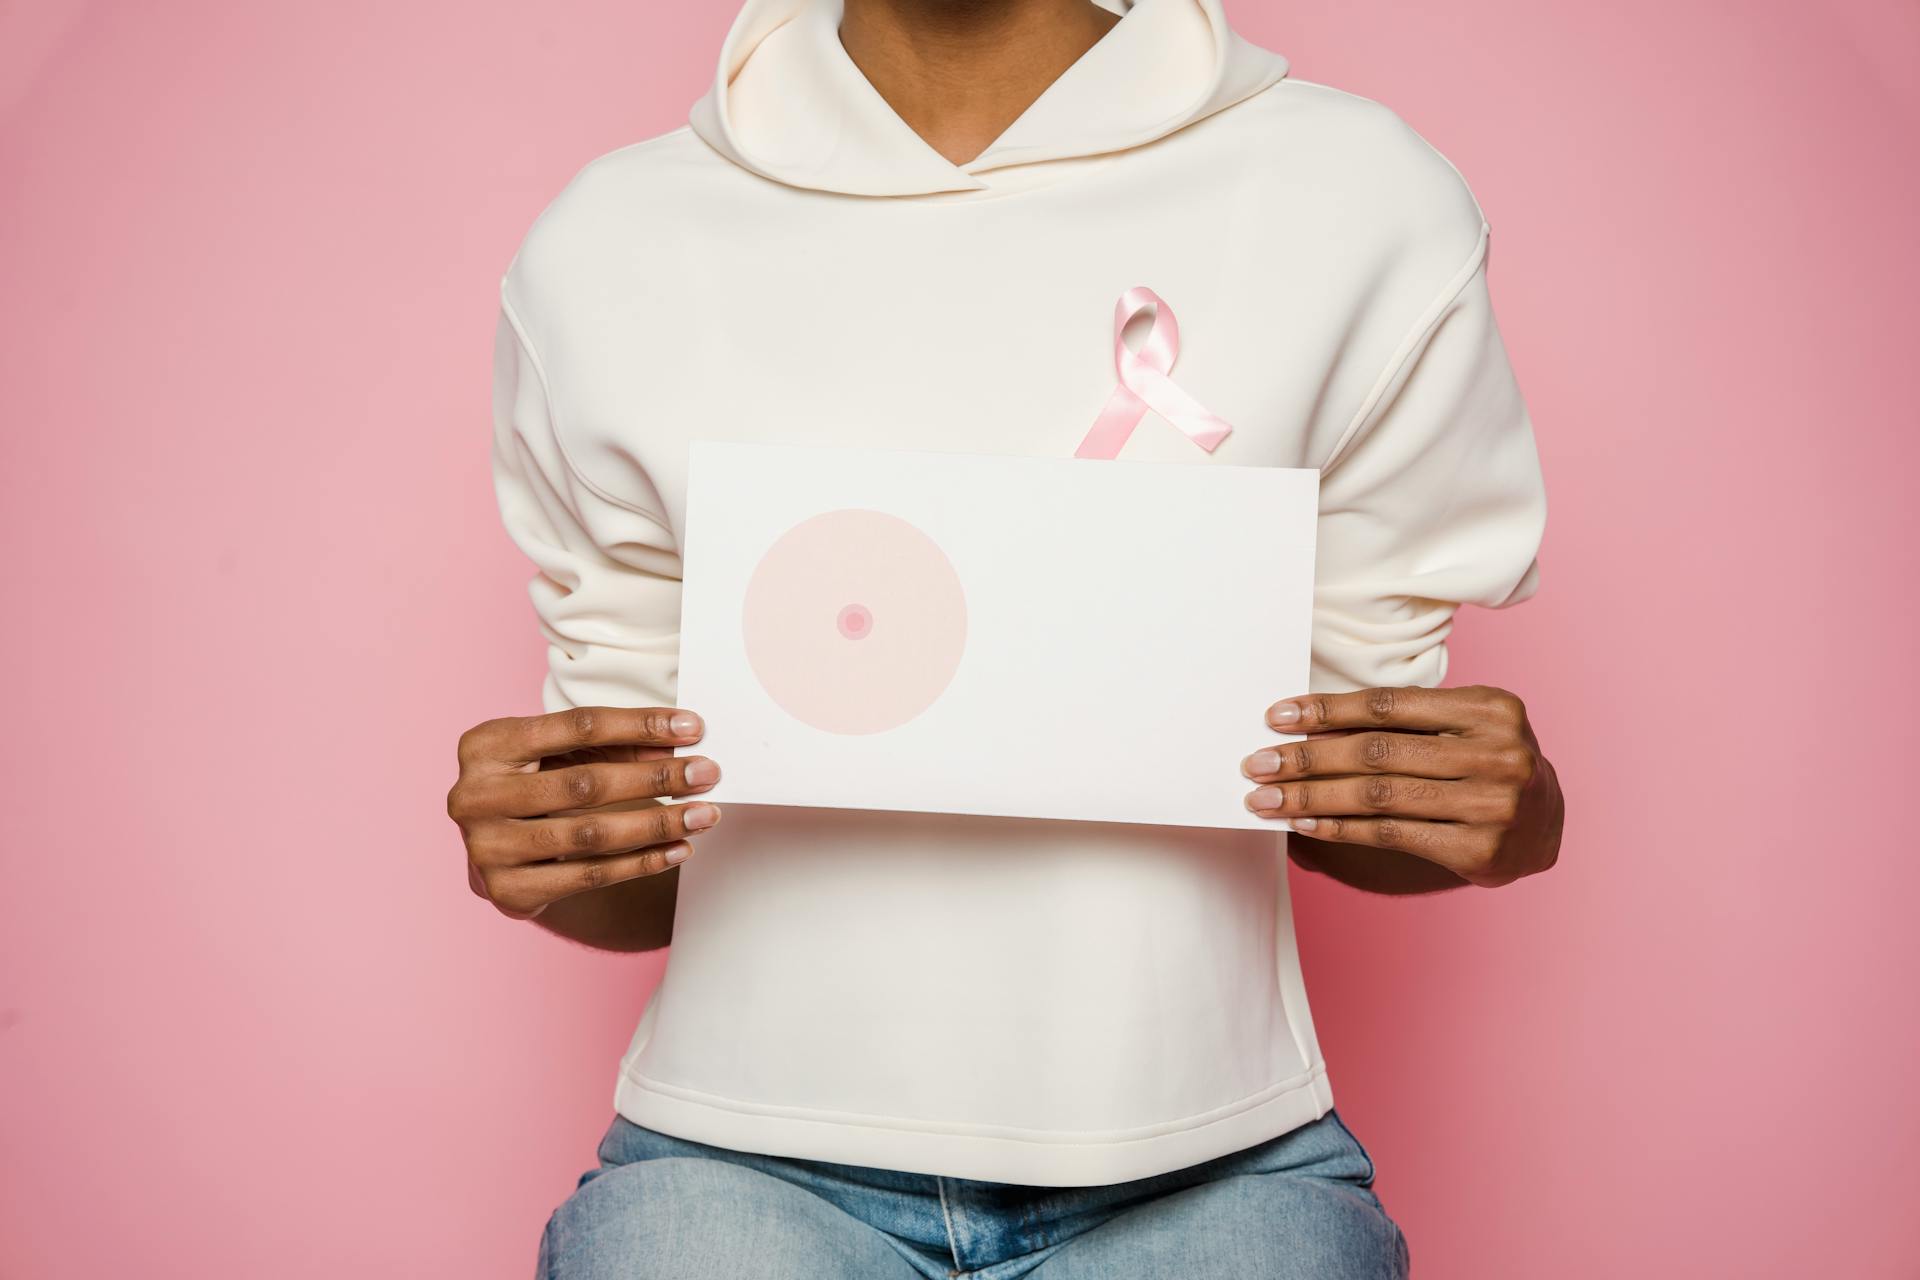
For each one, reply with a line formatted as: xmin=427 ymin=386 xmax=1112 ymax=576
xmin=490 ymin=0 xmax=1546 ymax=1186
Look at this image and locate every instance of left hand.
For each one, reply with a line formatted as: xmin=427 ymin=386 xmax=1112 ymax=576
xmin=1241 ymin=685 xmax=1563 ymax=888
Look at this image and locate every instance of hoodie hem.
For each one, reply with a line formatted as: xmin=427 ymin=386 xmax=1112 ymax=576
xmin=612 ymin=1060 xmax=1335 ymax=1187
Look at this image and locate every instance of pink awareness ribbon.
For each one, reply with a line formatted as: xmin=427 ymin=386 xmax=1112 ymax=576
xmin=1074 ymin=286 xmax=1236 ymax=460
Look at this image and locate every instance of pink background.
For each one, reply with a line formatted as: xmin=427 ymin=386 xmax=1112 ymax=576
xmin=2 ymin=0 xmax=1914 ymax=1275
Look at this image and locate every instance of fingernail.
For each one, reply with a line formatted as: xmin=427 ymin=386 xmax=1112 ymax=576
xmin=1267 ymin=702 xmax=1301 ymax=727
xmin=683 ymin=803 xmax=720 ymax=831
xmin=665 ymin=842 xmax=692 ymax=865
xmin=684 ymin=758 xmax=720 ymax=788
xmin=1246 ymin=786 xmax=1284 ymax=811
xmin=670 ymin=711 xmax=702 ymax=738
xmin=1243 ymin=749 xmax=1282 ymax=777
xmin=1293 ymin=817 xmax=1318 ymax=833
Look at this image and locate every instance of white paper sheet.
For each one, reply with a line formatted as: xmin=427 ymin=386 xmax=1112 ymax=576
xmin=675 ymin=440 xmax=1318 ymax=831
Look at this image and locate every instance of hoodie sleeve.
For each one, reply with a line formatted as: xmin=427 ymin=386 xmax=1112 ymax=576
xmin=490 ymin=295 xmax=682 ymax=715
xmin=1310 ymin=224 xmax=1547 ymax=694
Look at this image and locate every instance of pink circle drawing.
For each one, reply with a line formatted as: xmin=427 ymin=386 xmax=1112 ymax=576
xmin=742 ymin=509 xmax=967 ymax=735
xmin=836 ymin=603 xmax=873 ymax=640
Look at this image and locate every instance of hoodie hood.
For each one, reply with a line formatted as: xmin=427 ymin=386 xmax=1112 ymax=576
xmin=688 ymin=0 xmax=1290 ymax=197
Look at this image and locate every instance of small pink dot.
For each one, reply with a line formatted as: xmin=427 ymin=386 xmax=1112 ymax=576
xmin=836 ymin=603 xmax=873 ymax=640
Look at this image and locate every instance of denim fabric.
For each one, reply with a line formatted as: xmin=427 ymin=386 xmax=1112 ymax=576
xmin=537 ymin=1109 xmax=1408 ymax=1279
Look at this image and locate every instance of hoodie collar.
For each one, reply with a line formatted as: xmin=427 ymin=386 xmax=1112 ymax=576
xmin=688 ymin=0 xmax=1290 ymax=197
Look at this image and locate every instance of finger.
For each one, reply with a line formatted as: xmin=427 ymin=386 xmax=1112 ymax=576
xmin=538 ymin=742 xmax=672 ymax=769
xmin=1264 ymin=687 xmax=1503 ymax=735
xmin=469 ymin=799 xmax=723 ymax=869
xmin=1241 ymin=732 xmax=1478 ymax=783
xmin=1280 ymin=814 xmax=1495 ymax=877
xmin=476 ymin=755 xmax=720 ymax=820
xmin=485 ymin=841 xmax=695 ymax=917
xmin=1244 ymin=775 xmax=1490 ymax=824
xmin=465 ymin=706 xmax=705 ymax=768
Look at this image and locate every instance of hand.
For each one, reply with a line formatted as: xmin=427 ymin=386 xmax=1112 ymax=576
xmin=446 ymin=706 xmax=722 ymax=920
xmin=1240 ymin=685 xmax=1562 ymax=888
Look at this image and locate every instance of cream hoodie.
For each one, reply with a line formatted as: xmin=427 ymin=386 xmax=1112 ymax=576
xmin=491 ymin=0 xmax=1546 ymax=1186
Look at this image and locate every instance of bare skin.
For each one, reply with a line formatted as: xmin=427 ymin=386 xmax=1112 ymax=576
xmin=447 ymin=707 xmax=718 ymax=950
xmin=837 ymin=0 xmax=1123 ymax=165
xmin=1245 ymin=685 xmax=1564 ymax=893
xmin=449 ymin=0 xmax=1566 ymax=948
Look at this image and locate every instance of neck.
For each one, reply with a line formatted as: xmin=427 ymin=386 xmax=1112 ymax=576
xmin=838 ymin=0 xmax=1123 ymax=165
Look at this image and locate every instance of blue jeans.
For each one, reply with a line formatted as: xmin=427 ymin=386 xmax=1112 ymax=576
xmin=537 ymin=1110 xmax=1409 ymax=1278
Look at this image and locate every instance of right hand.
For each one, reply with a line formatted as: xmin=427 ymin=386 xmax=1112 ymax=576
xmin=446 ymin=706 xmax=722 ymax=920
